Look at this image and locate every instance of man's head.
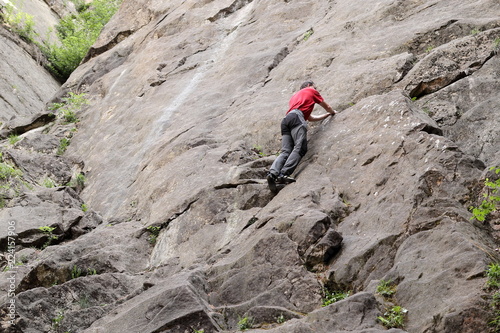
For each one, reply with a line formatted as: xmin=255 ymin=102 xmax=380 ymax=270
xmin=300 ymin=81 xmax=315 ymax=90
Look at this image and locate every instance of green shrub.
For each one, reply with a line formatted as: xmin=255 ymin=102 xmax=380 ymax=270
xmin=147 ymin=226 xmax=161 ymax=244
xmin=237 ymin=316 xmax=254 ymax=330
xmin=378 ymin=305 xmax=408 ymax=329
xmin=252 ymin=145 xmax=265 ymax=157
xmin=57 ymin=137 xmax=71 ymax=155
xmin=0 ymin=3 xmax=36 ymax=41
xmin=49 ymin=92 xmax=89 ymax=124
xmin=8 ymin=134 xmax=21 ymax=145
xmin=75 ymin=173 xmax=86 ymax=187
xmin=486 ymin=264 xmax=500 ymax=331
xmin=493 ymin=38 xmax=500 ymax=53
xmin=39 ymin=225 xmax=56 ymax=234
xmin=470 ymin=167 xmax=500 ymax=222
xmin=39 ymin=226 xmax=58 ymax=249
xmin=376 ymin=279 xmax=397 ymax=298
xmin=0 ymin=162 xmax=22 ymax=180
xmin=67 ymin=172 xmax=86 ymax=188
xmin=489 ymin=291 xmax=500 ymax=330
xmin=303 ymin=28 xmax=314 ymax=41
xmin=487 ymin=263 xmax=500 ymax=289
xmin=42 ymin=177 xmax=57 ymax=188
xmin=322 ymin=289 xmax=350 ymax=306
xmin=52 ymin=310 xmax=64 ymax=330
xmin=71 ymin=265 xmax=82 ymax=279
xmin=41 ymin=0 xmax=122 ymax=80
xmin=276 ymin=313 xmax=286 ymax=324
xmin=375 ymin=280 xmax=406 ymax=328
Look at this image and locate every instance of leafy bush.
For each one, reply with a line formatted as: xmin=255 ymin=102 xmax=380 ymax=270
xmin=490 ymin=291 xmax=500 ymax=330
xmin=322 ymin=289 xmax=350 ymax=306
xmin=487 ymin=263 xmax=500 ymax=289
xmin=8 ymin=134 xmax=21 ymax=145
xmin=0 ymin=3 xmax=35 ymax=41
xmin=237 ymin=316 xmax=254 ymax=330
xmin=41 ymin=0 xmax=122 ymax=80
xmin=276 ymin=313 xmax=286 ymax=324
xmin=39 ymin=226 xmax=58 ymax=249
xmin=470 ymin=167 xmax=500 ymax=222
xmin=376 ymin=279 xmax=397 ymax=298
xmin=493 ymin=38 xmax=500 ymax=53
xmin=49 ymin=92 xmax=89 ymax=124
xmin=0 ymin=161 xmax=22 ymax=180
xmin=42 ymin=177 xmax=57 ymax=188
xmin=378 ymin=305 xmax=408 ymax=329
xmin=52 ymin=310 xmax=64 ymax=330
xmin=147 ymin=226 xmax=161 ymax=244
xmin=71 ymin=265 xmax=82 ymax=279
xmin=486 ymin=264 xmax=500 ymax=331
xmin=57 ymin=137 xmax=71 ymax=155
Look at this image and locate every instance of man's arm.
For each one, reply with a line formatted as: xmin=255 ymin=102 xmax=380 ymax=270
xmin=318 ymin=101 xmax=336 ymax=115
xmin=308 ymin=113 xmax=331 ymax=122
xmin=308 ymin=101 xmax=337 ymax=122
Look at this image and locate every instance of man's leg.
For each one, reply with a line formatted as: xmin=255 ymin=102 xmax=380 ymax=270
xmin=269 ymin=133 xmax=293 ymax=177
xmin=280 ymin=124 xmax=307 ymax=177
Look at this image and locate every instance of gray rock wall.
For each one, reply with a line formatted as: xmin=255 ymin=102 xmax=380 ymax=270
xmin=0 ymin=0 xmax=66 ymax=132
xmin=1 ymin=0 xmax=500 ymax=332
xmin=0 ymin=27 xmax=59 ymax=129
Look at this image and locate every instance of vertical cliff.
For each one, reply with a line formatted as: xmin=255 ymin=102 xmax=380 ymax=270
xmin=1 ymin=0 xmax=500 ymax=332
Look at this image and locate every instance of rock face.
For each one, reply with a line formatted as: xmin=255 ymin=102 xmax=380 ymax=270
xmin=1 ymin=0 xmax=500 ymax=333
xmin=0 ymin=26 xmax=59 ymax=131
xmin=0 ymin=0 xmax=71 ymax=134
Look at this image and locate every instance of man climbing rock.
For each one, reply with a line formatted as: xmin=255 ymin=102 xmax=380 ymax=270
xmin=267 ymin=80 xmax=336 ymax=192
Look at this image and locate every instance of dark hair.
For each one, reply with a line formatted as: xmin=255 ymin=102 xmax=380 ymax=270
xmin=300 ymin=81 xmax=315 ymax=89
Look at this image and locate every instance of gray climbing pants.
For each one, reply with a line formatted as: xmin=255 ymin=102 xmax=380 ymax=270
xmin=270 ymin=109 xmax=308 ymax=177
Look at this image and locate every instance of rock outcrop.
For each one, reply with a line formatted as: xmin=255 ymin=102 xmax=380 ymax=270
xmin=1 ymin=0 xmax=500 ymax=332
xmin=0 ymin=0 xmax=70 ymax=135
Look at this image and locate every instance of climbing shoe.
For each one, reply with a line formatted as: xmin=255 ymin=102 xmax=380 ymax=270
xmin=278 ymin=175 xmax=296 ymax=184
xmin=267 ymin=173 xmax=278 ymax=193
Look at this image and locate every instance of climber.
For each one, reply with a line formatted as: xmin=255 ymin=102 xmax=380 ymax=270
xmin=267 ymin=80 xmax=336 ymax=192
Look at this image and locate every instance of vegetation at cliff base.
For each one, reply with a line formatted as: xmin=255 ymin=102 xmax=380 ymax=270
xmin=39 ymin=225 xmax=58 ymax=249
xmin=0 ymin=152 xmax=24 ymax=206
xmin=322 ymin=289 xmax=351 ymax=306
xmin=237 ymin=316 xmax=254 ymax=330
xmin=376 ymin=279 xmax=408 ymax=329
xmin=378 ymin=305 xmax=408 ymax=329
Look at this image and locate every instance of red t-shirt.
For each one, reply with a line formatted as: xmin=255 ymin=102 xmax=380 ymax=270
xmin=287 ymin=87 xmax=324 ymax=120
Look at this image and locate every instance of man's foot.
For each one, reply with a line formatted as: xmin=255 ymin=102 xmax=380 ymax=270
xmin=278 ymin=174 xmax=296 ymax=184
xmin=267 ymin=173 xmax=278 ymax=193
